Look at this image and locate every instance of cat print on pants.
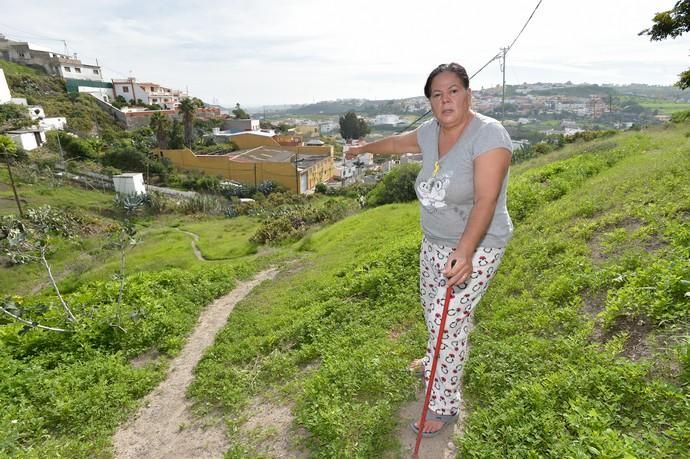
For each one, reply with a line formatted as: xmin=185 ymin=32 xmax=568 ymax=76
xmin=419 ymin=236 xmax=504 ymax=416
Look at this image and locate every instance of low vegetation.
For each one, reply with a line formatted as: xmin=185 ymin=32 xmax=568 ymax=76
xmin=0 ymin=111 xmax=687 ymax=458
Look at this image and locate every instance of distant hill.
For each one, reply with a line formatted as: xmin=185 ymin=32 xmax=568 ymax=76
xmin=258 ymin=82 xmax=688 ymax=118
xmin=259 ymin=96 xmax=428 ymax=118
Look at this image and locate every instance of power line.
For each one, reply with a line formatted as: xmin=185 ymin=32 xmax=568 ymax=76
xmin=396 ymin=0 xmax=543 ymax=133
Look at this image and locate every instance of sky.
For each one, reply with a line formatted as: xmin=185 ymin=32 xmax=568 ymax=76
xmin=1 ymin=0 xmax=688 ymax=108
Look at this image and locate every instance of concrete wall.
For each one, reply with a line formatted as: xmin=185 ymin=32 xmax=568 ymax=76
xmin=88 ymin=94 xmax=128 ymax=128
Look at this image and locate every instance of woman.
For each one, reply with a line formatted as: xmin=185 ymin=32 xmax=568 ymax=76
xmin=347 ymin=63 xmax=513 ymax=437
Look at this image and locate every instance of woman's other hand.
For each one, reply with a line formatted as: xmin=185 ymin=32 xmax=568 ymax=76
xmin=443 ymin=249 xmax=473 ymax=287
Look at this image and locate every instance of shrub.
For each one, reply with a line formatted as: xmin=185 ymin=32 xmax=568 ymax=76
xmin=671 ymin=109 xmax=690 ymax=123
xmin=366 ymin=163 xmax=421 ymax=207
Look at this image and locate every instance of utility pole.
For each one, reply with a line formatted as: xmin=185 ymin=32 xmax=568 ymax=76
xmin=294 ymin=151 xmax=300 ymax=194
xmin=500 ymin=47 xmax=508 ymax=122
xmin=56 ymin=131 xmax=64 ymax=167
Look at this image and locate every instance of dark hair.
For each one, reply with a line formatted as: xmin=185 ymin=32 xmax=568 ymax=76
xmin=424 ymin=63 xmax=470 ymax=98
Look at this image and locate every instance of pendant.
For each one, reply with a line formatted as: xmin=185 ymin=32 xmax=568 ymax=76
xmin=432 ymin=161 xmax=440 ymax=177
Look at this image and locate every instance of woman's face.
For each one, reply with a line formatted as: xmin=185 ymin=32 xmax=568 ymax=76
xmin=429 ymin=71 xmax=472 ymax=127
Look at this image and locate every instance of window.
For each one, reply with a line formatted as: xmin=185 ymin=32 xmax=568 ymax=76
xmin=74 ymin=67 xmax=81 ymax=73
xmin=64 ymin=66 xmax=71 ymax=72
xmin=151 ymin=87 xmax=155 ymax=92
xmin=93 ymin=69 xmax=99 ymax=75
xmin=122 ymin=86 xmax=129 ymax=93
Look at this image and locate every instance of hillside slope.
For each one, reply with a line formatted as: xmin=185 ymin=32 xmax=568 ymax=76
xmin=189 ymin=123 xmax=689 ymax=457
xmin=0 ymin=59 xmax=123 ymax=134
xmin=0 ymin=122 xmax=687 ymax=458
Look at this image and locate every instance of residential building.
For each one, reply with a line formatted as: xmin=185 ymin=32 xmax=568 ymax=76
xmin=221 ymin=118 xmax=260 ymax=133
xmin=7 ymin=129 xmax=46 ymax=151
xmin=373 ymin=114 xmax=402 ymax=125
xmin=111 ymin=77 xmax=183 ymax=108
xmin=0 ymin=34 xmax=102 ymax=82
xmin=0 ymin=68 xmax=10 ymax=103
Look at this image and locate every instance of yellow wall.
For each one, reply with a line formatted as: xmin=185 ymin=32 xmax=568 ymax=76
xmin=232 ymin=133 xmax=280 ymax=149
xmin=157 ymin=148 xmax=335 ymax=193
xmin=303 ymin=156 xmax=334 ymax=190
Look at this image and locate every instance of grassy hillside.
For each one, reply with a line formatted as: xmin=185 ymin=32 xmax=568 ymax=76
xmin=187 ymin=123 xmax=689 ymax=457
xmin=459 ymin=125 xmax=689 ymax=457
xmin=0 ymin=121 xmax=688 ymax=457
xmin=0 ymin=59 xmax=123 ymax=135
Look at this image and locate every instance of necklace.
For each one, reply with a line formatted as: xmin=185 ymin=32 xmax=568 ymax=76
xmin=434 ymin=112 xmax=474 ymax=177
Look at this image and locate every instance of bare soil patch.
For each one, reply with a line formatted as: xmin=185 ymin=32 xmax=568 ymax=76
xmin=234 ymin=395 xmax=310 ymax=458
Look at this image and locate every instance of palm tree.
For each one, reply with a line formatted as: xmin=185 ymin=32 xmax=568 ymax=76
xmin=178 ymin=98 xmax=202 ymax=148
xmin=149 ymin=112 xmax=170 ymax=149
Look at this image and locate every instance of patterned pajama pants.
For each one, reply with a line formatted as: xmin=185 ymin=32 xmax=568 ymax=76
xmin=419 ymin=236 xmax=505 ymax=416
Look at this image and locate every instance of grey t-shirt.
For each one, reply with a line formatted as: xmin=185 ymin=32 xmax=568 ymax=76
xmin=414 ymin=112 xmax=513 ymax=248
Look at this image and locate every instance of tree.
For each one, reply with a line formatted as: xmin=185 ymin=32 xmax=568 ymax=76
xmin=232 ymin=103 xmax=250 ymax=119
xmin=169 ymin=119 xmax=184 ymax=149
xmin=0 ymin=134 xmax=23 ymax=217
xmin=640 ymin=0 xmax=690 ymax=89
xmin=149 ymin=112 xmax=170 ymax=149
xmin=339 ymin=111 xmax=370 ymax=140
xmin=178 ymin=97 xmax=203 ymax=147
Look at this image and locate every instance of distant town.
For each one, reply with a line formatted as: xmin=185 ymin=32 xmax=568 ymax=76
xmin=2 ymin=31 xmax=689 ymax=193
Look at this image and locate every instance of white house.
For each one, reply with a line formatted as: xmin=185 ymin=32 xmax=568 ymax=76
xmin=374 ymin=114 xmax=402 ymax=125
xmin=38 ymin=117 xmax=67 ymax=131
xmin=356 ymin=152 xmax=374 ymax=166
xmin=334 ymin=160 xmax=358 ymax=180
xmin=7 ymin=129 xmax=46 ymax=151
xmin=113 ymin=173 xmax=147 ymax=196
xmin=319 ymin=121 xmax=339 ymax=133
xmin=0 ymin=35 xmax=102 ymax=82
xmin=111 ymin=78 xmax=183 ymax=108
xmin=0 ymin=69 xmax=10 ymax=103
xmin=222 ymin=118 xmax=260 ymax=133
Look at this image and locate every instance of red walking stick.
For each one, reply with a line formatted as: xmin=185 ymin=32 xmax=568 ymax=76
xmin=412 ymin=285 xmax=454 ymax=458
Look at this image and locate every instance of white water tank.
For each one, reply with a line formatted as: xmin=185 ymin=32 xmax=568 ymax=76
xmin=112 ymin=173 xmax=146 ymax=196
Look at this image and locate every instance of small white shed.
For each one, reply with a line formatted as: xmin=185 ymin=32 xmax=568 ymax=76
xmin=112 ymin=173 xmax=147 ymax=196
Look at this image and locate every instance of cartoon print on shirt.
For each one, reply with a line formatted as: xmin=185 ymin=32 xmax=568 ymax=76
xmin=417 ymin=172 xmax=452 ymax=209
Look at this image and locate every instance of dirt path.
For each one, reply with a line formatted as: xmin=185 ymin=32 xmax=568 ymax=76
xmin=392 ymin=388 xmax=466 ymax=459
xmin=113 ymin=268 xmax=279 ymax=459
xmin=178 ymin=229 xmax=205 ymax=261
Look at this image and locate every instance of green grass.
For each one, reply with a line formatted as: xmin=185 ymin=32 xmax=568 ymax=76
xmin=190 ymin=123 xmax=689 ymax=458
xmin=190 ymin=204 xmax=424 ymax=457
xmin=458 ymin=124 xmax=689 ymax=458
xmin=640 ymin=101 xmax=690 ymax=115
xmin=0 ymin=262 xmax=259 ymax=458
xmin=0 ymin=60 xmax=44 ymax=76
xmin=179 ymin=216 xmax=260 ymax=259
xmin=1 ymin=121 xmax=688 ymax=457
xmin=0 ymin=168 xmax=114 ymax=217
